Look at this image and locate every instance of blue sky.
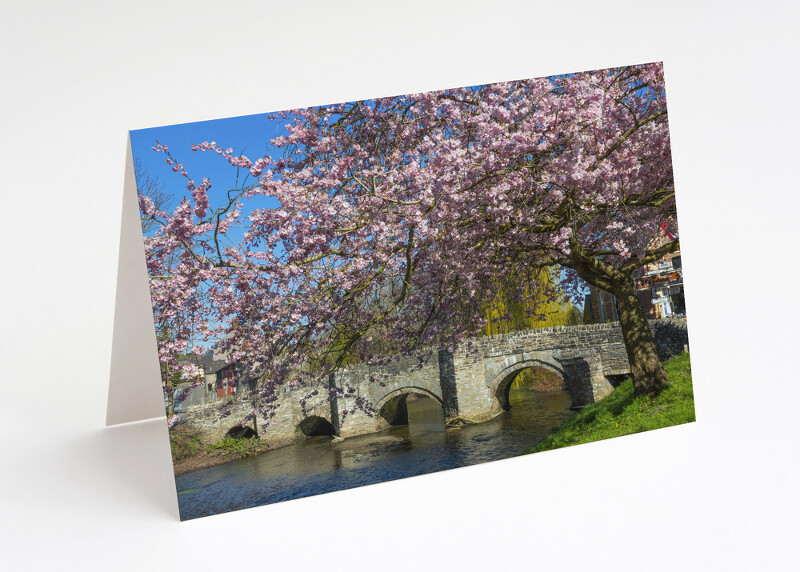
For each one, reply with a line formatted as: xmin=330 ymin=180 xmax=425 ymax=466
xmin=129 ymin=112 xmax=289 ymax=218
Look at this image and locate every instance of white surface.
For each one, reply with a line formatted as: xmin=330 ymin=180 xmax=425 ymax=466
xmin=105 ymin=138 xmax=164 ymax=425
xmin=1 ymin=1 xmax=797 ymax=570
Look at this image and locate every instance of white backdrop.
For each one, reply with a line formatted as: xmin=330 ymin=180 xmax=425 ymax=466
xmin=2 ymin=1 xmax=798 ymax=570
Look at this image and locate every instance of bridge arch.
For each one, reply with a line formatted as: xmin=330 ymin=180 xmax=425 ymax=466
xmin=374 ymin=387 xmax=444 ymax=427
xmin=225 ymin=424 xmax=257 ymax=439
xmin=489 ymin=359 xmax=569 ymax=413
xmin=297 ymin=415 xmax=336 ymax=437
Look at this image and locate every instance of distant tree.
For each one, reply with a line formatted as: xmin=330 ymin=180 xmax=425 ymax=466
xmin=134 ymin=158 xmax=171 ymax=234
xmin=482 ymin=268 xmax=579 ymax=336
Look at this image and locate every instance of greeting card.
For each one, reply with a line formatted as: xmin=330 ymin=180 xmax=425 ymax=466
xmin=110 ymin=62 xmax=694 ymax=520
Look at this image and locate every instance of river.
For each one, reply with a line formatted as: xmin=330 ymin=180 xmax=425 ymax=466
xmin=175 ymin=387 xmax=575 ymax=520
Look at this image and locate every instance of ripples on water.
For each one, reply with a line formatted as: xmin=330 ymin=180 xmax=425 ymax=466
xmin=176 ymin=389 xmax=574 ymax=520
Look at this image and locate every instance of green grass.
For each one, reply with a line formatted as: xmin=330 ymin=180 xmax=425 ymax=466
xmin=170 ymin=428 xmax=264 ymax=464
xmin=169 ymin=430 xmax=206 ymax=463
xmin=527 ymin=353 xmax=695 ymax=454
xmin=211 ymin=437 xmax=273 ymax=459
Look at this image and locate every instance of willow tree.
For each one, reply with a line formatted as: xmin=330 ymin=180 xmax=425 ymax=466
xmin=141 ymin=62 xmax=677 ymax=428
xmin=482 ymin=268 xmax=579 ymax=337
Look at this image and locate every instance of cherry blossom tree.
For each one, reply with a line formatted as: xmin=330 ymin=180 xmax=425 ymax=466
xmin=141 ymin=62 xmax=678 ymax=428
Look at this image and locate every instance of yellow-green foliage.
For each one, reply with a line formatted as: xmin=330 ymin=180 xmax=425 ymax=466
xmin=509 ymin=366 xmax=565 ymax=391
xmin=482 ymin=269 xmax=579 ymax=337
xmin=482 ymin=269 xmax=580 ymax=388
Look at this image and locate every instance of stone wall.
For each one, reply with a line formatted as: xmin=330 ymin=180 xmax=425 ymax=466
xmin=650 ymin=318 xmax=690 ymax=360
xmin=185 ymin=375 xmax=333 ymax=447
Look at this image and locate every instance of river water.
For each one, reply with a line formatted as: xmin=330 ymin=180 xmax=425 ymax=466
xmin=175 ymin=388 xmax=575 ymax=520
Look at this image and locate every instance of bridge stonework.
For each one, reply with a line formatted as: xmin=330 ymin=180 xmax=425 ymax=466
xmin=184 ymin=319 xmax=689 ymax=446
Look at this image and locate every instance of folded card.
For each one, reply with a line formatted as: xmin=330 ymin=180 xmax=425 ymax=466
xmin=110 ymin=62 xmax=694 ymax=521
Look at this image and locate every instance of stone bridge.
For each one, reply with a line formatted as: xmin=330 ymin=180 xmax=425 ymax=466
xmin=185 ymin=319 xmax=689 ymax=446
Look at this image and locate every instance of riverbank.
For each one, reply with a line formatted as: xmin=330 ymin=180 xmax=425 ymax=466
xmin=170 ymin=426 xmax=289 ymax=476
xmin=526 ymin=352 xmax=695 ymax=454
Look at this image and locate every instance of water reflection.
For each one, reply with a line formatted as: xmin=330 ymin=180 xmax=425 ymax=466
xmin=406 ymin=395 xmax=445 ymax=434
xmin=176 ymin=389 xmax=574 ymax=520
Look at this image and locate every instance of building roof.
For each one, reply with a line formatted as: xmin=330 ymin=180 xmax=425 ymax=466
xmin=197 ymin=350 xmax=228 ymax=375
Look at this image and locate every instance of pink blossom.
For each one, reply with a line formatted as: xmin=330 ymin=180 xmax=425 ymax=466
xmin=141 ymin=62 xmax=678 ymax=425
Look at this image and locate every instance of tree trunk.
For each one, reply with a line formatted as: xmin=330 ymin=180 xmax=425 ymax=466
xmin=565 ymin=237 xmax=669 ymax=396
xmin=252 ymin=401 xmax=258 ymax=437
xmin=165 ymin=372 xmax=175 ymax=419
xmin=613 ymin=277 xmax=669 ymax=395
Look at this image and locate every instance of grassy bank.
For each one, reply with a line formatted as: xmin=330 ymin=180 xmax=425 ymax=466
xmin=527 ymin=352 xmax=695 ymax=454
xmin=169 ymin=426 xmax=277 ymax=476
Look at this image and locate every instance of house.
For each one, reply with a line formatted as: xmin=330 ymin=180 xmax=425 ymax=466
xmin=169 ymin=350 xmax=248 ymax=418
xmin=583 ymin=287 xmax=619 ymax=324
xmin=584 ymin=226 xmax=685 ymax=323
xmin=632 ymin=229 xmax=685 ymax=319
